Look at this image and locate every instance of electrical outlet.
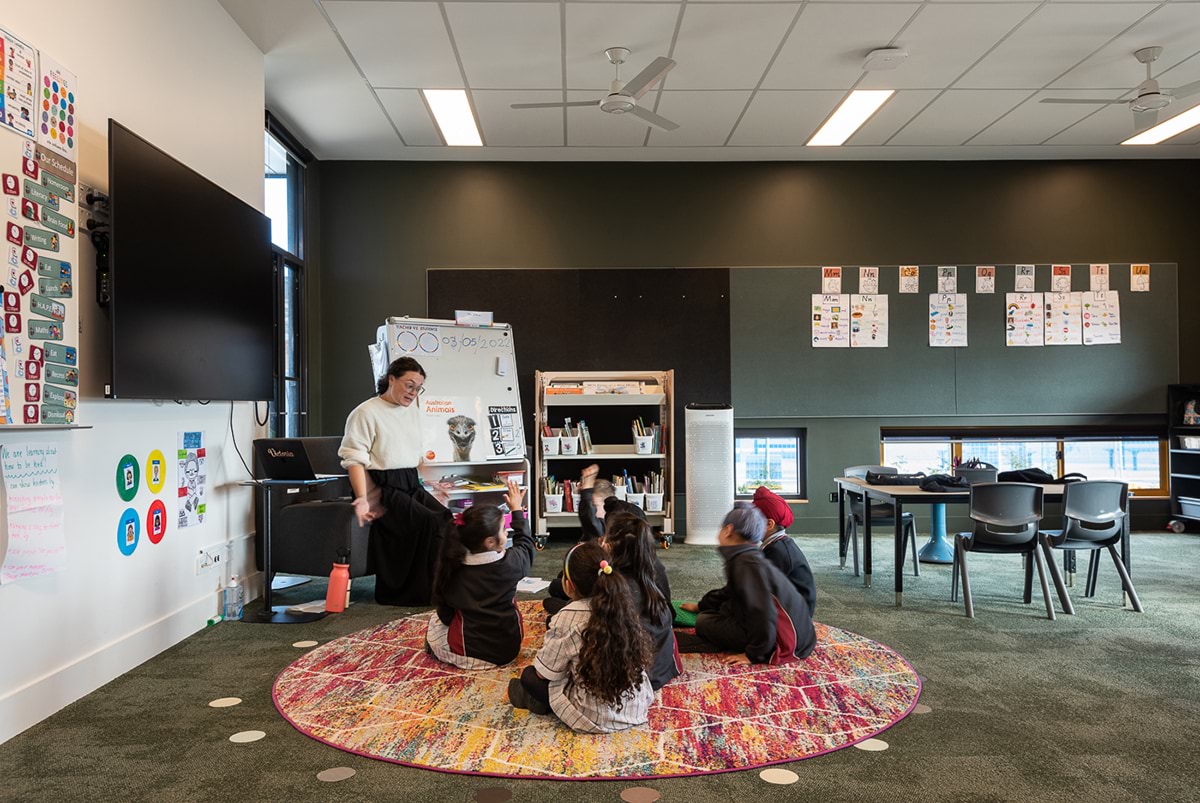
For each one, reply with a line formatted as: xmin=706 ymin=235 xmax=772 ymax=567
xmin=194 ymin=547 xmax=224 ymax=575
xmin=828 ymin=492 xmax=838 ymax=503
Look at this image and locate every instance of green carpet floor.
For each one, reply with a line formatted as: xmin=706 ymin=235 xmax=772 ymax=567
xmin=3 ymin=533 xmax=1199 ymax=802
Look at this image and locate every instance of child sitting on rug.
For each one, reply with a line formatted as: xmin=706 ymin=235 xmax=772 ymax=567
xmin=751 ymin=486 xmax=817 ymax=613
xmin=676 ymin=505 xmax=817 ymax=666
xmin=603 ymin=513 xmax=680 ymax=689
xmin=509 ymin=541 xmax=654 ymax=733
xmin=543 ymin=463 xmax=647 ymax=615
xmin=426 ymin=480 xmax=533 ymax=670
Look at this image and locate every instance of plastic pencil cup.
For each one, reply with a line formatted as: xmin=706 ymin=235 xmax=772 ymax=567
xmin=613 ymin=485 xmax=628 ymax=501
xmin=560 ymin=435 xmax=580 ymax=455
xmin=633 ymin=435 xmax=655 ymax=454
xmin=626 ymin=492 xmax=645 ymax=509
xmin=544 ymin=493 xmax=564 ymax=513
xmin=542 ymin=435 xmax=561 ymax=455
xmin=644 ymin=492 xmax=664 ymax=512
xmin=571 ymin=492 xmax=582 ymax=511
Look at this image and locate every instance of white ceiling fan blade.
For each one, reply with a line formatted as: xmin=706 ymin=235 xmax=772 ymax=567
xmin=1039 ymin=98 xmax=1126 ymax=105
xmin=510 ymin=101 xmax=599 ymax=109
xmin=1167 ymin=79 xmax=1200 ymax=100
xmin=621 ymin=57 xmax=676 ymax=100
xmin=1134 ymin=109 xmax=1159 ymax=132
xmin=627 ymin=105 xmax=679 ymax=131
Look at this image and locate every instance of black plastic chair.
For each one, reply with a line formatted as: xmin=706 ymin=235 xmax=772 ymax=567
xmin=1040 ymin=480 xmax=1142 ymax=614
xmin=951 ymin=482 xmax=1064 ymax=620
xmin=843 ymin=465 xmax=919 ymax=578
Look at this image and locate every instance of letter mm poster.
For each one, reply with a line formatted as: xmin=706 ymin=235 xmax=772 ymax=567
xmin=811 ymin=294 xmax=850 ymax=348
xmin=178 ymin=431 xmax=206 ymax=527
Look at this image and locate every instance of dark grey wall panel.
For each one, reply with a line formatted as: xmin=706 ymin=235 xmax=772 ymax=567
xmin=731 ymin=267 xmax=957 ymax=417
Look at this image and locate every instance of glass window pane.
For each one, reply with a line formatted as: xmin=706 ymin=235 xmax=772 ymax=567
xmin=282 ymin=263 xmax=298 ymax=377
xmin=736 ymin=435 xmax=801 ymax=496
xmin=264 ymin=132 xmax=290 ymax=252
xmin=1064 ymin=440 xmax=1160 ymax=489
xmin=881 ymin=442 xmax=952 ymax=475
xmin=962 ymin=441 xmax=1058 ymax=474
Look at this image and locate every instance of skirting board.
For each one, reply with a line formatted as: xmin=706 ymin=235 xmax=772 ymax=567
xmin=0 ymin=569 xmax=262 ymax=745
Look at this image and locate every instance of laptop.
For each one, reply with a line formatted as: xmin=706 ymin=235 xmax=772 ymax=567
xmin=254 ymin=439 xmax=341 ymax=482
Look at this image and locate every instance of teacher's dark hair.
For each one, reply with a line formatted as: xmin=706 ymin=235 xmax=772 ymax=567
xmin=376 ymin=357 xmax=426 ymax=395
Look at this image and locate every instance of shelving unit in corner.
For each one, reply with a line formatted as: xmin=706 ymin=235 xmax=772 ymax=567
xmin=533 ymin=370 xmax=675 ymax=547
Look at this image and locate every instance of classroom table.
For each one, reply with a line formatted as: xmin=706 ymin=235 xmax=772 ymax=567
xmin=834 ymin=477 xmax=1133 ymax=608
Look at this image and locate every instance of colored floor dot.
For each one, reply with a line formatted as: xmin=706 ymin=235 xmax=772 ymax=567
xmin=759 ymin=768 xmax=800 ymax=784
xmin=316 ymin=767 xmax=356 ymax=782
xmin=854 ymin=738 xmax=889 ymax=752
xmin=208 ymin=697 xmax=242 ymax=708
xmin=229 ymin=730 xmax=266 ymax=743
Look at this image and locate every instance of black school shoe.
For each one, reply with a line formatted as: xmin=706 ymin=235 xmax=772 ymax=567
xmin=507 ymin=678 xmax=551 ymax=715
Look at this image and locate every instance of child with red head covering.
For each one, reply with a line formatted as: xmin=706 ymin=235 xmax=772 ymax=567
xmin=752 ymin=486 xmax=817 ymax=613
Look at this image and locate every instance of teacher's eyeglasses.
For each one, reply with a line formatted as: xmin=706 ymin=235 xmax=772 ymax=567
xmin=401 ymin=382 xmax=426 ymax=397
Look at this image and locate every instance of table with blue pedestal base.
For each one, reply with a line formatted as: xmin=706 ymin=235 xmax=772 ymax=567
xmin=834 ymin=477 xmax=1132 ymax=608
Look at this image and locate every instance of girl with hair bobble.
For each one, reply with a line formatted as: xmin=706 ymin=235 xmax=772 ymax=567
xmin=426 ymin=480 xmax=533 ymax=670
xmin=508 ymin=541 xmax=654 ymax=733
xmin=602 ymin=513 xmax=681 ymax=689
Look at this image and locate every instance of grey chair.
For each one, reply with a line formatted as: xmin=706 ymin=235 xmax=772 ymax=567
xmin=843 ymin=465 xmax=919 ymax=578
xmin=254 ymin=436 xmax=373 ymax=581
xmin=1040 ymin=480 xmax=1142 ymax=614
xmin=951 ymin=482 xmax=1065 ymax=620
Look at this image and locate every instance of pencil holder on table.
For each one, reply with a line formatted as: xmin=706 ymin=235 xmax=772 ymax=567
xmin=560 ymin=435 xmax=580 ymax=455
xmin=542 ymin=434 xmax=561 ymax=455
xmin=544 ymin=493 xmax=564 ymax=513
xmin=626 ymin=492 xmax=645 ymax=509
xmin=633 ymin=435 xmax=655 ymax=455
xmin=644 ymin=492 xmax=664 ymax=512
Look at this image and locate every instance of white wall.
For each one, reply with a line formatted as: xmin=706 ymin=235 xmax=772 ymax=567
xmin=0 ymin=0 xmax=266 ymax=743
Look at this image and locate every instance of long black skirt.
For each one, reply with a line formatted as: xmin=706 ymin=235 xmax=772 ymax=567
xmin=368 ymin=468 xmax=451 ymax=606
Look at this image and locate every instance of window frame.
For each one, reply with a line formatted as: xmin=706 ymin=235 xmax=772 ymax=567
xmin=878 ymin=428 xmax=1168 ymax=497
xmin=734 ymin=427 xmax=808 ymax=501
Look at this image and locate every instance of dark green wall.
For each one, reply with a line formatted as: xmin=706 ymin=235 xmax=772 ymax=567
xmin=315 ymin=159 xmax=1200 ymax=532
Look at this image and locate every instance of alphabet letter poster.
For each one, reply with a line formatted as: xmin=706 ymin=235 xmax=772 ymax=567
xmin=1005 ymin=293 xmax=1044 ymax=347
xmin=811 ymin=294 xmax=850 ymax=348
xmin=928 ymin=294 xmax=967 ymax=347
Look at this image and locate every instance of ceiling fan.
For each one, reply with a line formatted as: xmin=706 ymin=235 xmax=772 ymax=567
xmin=1040 ymin=46 xmax=1200 ymax=131
xmin=511 ymin=47 xmax=679 ymax=131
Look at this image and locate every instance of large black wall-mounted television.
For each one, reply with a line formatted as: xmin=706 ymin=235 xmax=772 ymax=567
xmin=108 ymin=119 xmax=274 ymax=401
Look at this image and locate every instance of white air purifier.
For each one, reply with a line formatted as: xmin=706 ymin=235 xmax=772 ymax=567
xmin=684 ymin=404 xmax=734 ymax=545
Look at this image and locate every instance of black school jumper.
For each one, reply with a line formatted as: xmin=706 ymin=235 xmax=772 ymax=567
xmin=432 ymin=511 xmax=535 ymax=666
xmin=544 ymin=489 xmax=648 ymax=612
xmin=681 ymin=543 xmax=817 ymax=665
xmin=761 ymin=530 xmax=817 ymax=614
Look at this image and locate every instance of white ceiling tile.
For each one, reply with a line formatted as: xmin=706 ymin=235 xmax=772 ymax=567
xmin=323 ymin=1 xmax=462 ymax=88
xmin=472 ymin=90 xmax=564 ymax=146
xmin=762 ymin=3 xmax=919 ymax=90
xmin=1052 ymin=5 xmax=1200 ymax=89
xmin=646 ymin=91 xmax=752 ymax=146
xmin=859 ymin=4 xmax=1038 ymax=90
xmin=846 ymin=89 xmax=938 ymax=145
xmin=1046 ymin=93 xmax=1200 ymax=145
xmin=970 ymin=90 xmax=1129 ymax=145
xmin=959 ymin=4 xmax=1154 ymax=89
xmin=727 ymin=90 xmax=846 ymax=145
xmin=445 ymin=3 xmax=562 ymax=89
xmin=565 ymin=4 xmax=680 ymax=91
xmin=889 ymin=89 xmax=1032 ymax=145
xmin=667 ymin=4 xmax=802 ymax=90
xmin=221 ymin=0 xmax=405 ymax=159
xmin=1155 ymin=51 xmax=1200 ymax=96
xmin=566 ymin=90 xmax=646 ymax=146
xmin=376 ymin=89 xmax=443 ymax=146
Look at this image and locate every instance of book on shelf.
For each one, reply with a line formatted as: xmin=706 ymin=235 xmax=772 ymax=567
xmin=581 ymin=381 xmax=644 ymax=395
xmin=546 ymin=385 xmax=584 ymax=395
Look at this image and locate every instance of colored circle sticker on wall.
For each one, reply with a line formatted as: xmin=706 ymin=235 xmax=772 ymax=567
xmin=116 ymin=454 xmax=140 ymax=501
xmin=146 ymin=449 xmax=167 ymax=494
xmin=117 ymin=508 xmax=140 ymax=556
xmin=147 ymin=500 xmax=167 ymax=544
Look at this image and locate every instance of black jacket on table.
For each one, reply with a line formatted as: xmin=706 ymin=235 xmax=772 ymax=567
xmin=698 ymin=542 xmax=817 ymax=665
xmin=760 ymin=530 xmax=817 ymax=614
xmin=434 ymin=511 xmax=535 ymax=666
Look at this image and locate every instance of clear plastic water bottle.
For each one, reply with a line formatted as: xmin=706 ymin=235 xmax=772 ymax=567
xmin=223 ymin=575 xmax=244 ymax=621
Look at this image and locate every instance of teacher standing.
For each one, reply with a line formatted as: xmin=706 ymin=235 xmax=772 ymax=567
xmin=339 ymin=356 xmax=451 ymax=606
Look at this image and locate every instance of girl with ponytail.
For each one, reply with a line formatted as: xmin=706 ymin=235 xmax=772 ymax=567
xmin=602 ymin=513 xmax=680 ymax=689
xmin=508 ymin=541 xmax=654 ymax=733
xmin=425 ymin=480 xmax=533 ymax=670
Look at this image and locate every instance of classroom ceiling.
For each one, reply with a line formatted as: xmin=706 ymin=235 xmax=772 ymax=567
xmin=220 ymin=0 xmax=1200 ymax=160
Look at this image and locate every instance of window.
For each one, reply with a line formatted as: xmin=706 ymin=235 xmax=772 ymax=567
xmin=880 ymin=427 xmax=1168 ymax=496
xmin=881 ymin=441 xmax=953 ymax=476
xmin=961 ymin=440 xmax=1058 ymax=474
xmin=735 ymin=429 xmax=806 ymax=499
xmin=264 ymin=118 xmax=311 ymax=437
xmin=1064 ymin=440 xmax=1164 ymax=492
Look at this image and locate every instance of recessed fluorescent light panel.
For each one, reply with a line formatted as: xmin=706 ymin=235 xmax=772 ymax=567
xmin=1122 ymin=103 xmax=1200 ymax=145
xmin=422 ymin=89 xmax=483 ymax=147
xmin=807 ymin=90 xmax=895 ymax=147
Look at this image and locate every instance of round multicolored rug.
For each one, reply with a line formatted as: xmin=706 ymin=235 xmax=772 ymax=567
xmin=273 ymin=601 xmax=921 ymax=780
